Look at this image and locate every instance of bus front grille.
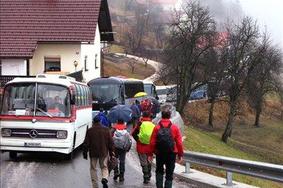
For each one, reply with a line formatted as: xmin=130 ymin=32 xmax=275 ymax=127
xmin=10 ymin=129 xmax=57 ymax=139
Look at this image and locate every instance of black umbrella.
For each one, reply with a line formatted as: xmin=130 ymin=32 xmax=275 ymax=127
xmin=108 ymin=105 xmax=132 ymax=123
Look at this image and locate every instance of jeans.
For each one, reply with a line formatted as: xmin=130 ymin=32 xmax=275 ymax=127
xmin=155 ymin=152 xmax=176 ymax=181
xmin=114 ymin=148 xmax=126 ymax=176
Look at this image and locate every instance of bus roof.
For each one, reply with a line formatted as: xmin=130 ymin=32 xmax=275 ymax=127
xmin=88 ymin=76 xmax=143 ymax=85
xmin=6 ymin=74 xmax=87 ymax=87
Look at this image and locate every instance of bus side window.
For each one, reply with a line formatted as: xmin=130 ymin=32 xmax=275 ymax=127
xmin=85 ymin=86 xmax=88 ymax=106
xmin=75 ymin=84 xmax=81 ymax=107
xmin=78 ymin=85 xmax=83 ymax=107
xmin=81 ymin=85 xmax=86 ymax=106
xmin=87 ymin=88 xmax=92 ymax=105
xmin=85 ymin=86 xmax=90 ymax=106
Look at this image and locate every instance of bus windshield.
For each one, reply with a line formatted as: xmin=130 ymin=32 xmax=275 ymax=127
xmin=1 ymin=83 xmax=71 ymax=117
xmin=124 ymin=82 xmax=144 ymax=99
xmin=144 ymin=84 xmax=153 ymax=96
xmin=90 ymin=84 xmax=121 ymax=103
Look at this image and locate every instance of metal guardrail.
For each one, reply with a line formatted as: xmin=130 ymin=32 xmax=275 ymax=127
xmin=183 ymin=151 xmax=283 ymax=186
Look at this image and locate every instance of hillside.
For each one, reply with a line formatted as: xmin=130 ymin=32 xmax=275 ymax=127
xmin=102 ymin=54 xmax=155 ymax=79
xmin=184 ymin=126 xmax=283 ymax=188
xmin=183 ymin=97 xmax=283 ymax=188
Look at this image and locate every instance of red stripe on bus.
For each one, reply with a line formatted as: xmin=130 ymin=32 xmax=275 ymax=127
xmin=0 ymin=115 xmax=72 ymax=122
xmin=0 ymin=106 xmax=91 ymax=122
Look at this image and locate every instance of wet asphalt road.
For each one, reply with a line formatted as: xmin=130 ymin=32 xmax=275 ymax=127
xmin=0 ymin=144 xmax=193 ymax=188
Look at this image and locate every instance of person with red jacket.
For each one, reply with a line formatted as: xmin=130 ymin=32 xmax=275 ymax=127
xmin=148 ymin=108 xmax=184 ymax=188
xmin=132 ymin=111 xmax=154 ymax=184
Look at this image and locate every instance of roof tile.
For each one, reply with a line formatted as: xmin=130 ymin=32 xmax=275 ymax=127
xmin=0 ymin=0 xmax=101 ymax=58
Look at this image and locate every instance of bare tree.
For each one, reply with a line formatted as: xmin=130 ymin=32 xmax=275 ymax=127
xmin=205 ymin=47 xmax=229 ymax=128
xmin=221 ymin=17 xmax=262 ymax=142
xmin=246 ymin=35 xmax=283 ymax=127
xmin=160 ymin=1 xmax=216 ymax=115
xmin=123 ymin=3 xmax=149 ymax=55
xmin=127 ymin=58 xmax=137 ymax=73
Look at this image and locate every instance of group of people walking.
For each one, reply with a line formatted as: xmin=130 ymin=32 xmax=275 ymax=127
xmin=83 ymin=100 xmax=184 ymax=188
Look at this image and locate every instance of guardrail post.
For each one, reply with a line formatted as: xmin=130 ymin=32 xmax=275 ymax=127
xmin=226 ymin=171 xmax=233 ymax=186
xmin=185 ymin=162 xmax=190 ymax=173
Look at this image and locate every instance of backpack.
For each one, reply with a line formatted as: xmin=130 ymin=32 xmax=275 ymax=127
xmin=141 ymin=99 xmax=152 ymax=112
xmin=138 ymin=121 xmax=155 ymax=144
xmin=113 ymin=129 xmax=132 ymax=151
xmin=156 ymin=122 xmax=175 ymax=153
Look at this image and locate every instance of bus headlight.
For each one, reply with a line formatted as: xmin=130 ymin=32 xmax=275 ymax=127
xmin=56 ymin=130 xmax=68 ymax=139
xmin=1 ymin=128 xmax=12 ymax=137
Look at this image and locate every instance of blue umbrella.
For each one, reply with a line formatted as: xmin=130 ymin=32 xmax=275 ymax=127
xmin=108 ymin=105 xmax=132 ymax=123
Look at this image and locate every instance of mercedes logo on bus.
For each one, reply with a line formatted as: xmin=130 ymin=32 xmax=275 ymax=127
xmin=29 ymin=130 xmax=38 ymax=138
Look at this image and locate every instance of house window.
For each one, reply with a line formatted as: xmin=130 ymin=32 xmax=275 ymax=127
xmin=84 ymin=56 xmax=88 ymax=71
xmin=95 ymin=54 xmax=98 ymax=69
xmin=44 ymin=57 xmax=61 ymax=72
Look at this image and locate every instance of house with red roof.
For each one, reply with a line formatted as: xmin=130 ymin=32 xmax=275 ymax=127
xmin=0 ymin=0 xmax=113 ymax=83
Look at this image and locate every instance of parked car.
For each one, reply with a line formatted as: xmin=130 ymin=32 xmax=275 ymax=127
xmin=189 ymin=90 xmax=207 ymax=100
xmin=165 ymin=86 xmax=177 ymax=103
xmin=156 ymin=85 xmax=176 ymax=104
xmin=166 ymin=84 xmax=208 ymax=102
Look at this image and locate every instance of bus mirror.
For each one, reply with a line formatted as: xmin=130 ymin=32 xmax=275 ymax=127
xmin=70 ymin=94 xmax=76 ymax=105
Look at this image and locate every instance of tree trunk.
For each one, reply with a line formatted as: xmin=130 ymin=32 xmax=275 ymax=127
xmin=222 ymin=101 xmax=236 ymax=143
xmin=208 ymin=99 xmax=215 ymax=128
xmin=176 ymin=82 xmax=189 ymax=115
xmin=176 ymin=92 xmax=187 ymax=115
xmin=254 ymin=105 xmax=262 ymax=127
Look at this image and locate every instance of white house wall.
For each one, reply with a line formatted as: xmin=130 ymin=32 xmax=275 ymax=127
xmin=1 ymin=59 xmax=27 ymax=75
xmin=81 ymin=24 xmax=101 ymax=82
xmin=29 ymin=43 xmax=81 ymax=76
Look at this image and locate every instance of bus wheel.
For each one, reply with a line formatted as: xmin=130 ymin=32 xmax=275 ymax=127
xmin=9 ymin=151 xmax=17 ymax=160
xmin=64 ymin=152 xmax=73 ymax=160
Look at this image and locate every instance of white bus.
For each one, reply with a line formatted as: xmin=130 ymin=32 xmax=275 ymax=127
xmin=0 ymin=74 xmax=92 ymax=159
xmin=143 ymin=80 xmax=159 ymax=100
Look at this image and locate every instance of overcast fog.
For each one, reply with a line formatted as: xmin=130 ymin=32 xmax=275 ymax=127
xmin=197 ymin=0 xmax=283 ymax=48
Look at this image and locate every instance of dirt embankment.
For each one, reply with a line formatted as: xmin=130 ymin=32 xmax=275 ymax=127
xmin=102 ymin=54 xmax=155 ymax=80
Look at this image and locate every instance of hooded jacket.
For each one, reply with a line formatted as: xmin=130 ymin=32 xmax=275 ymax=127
xmin=132 ymin=117 xmax=153 ymax=154
xmin=149 ymin=119 xmax=184 ymax=157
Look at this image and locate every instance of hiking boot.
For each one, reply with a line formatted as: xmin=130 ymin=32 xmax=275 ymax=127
xmin=165 ymin=180 xmax=172 ymax=188
xmin=143 ymin=177 xmax=150 ymax=184
xmin=119 ymin=173 xmax=124 ymax=182
xmin=101 ymin=178 xmax=108 ymax=188
xmin=113 ymin=174 xmax=119 ymax=181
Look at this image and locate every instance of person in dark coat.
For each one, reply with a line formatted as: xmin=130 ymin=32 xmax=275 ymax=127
xmin=83 ymin=116 xmax=114 ymax=188
xmin=130 ymin=100 xmax=141 ymax=128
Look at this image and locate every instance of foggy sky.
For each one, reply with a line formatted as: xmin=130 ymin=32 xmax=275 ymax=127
xmin=194 ymin=0 xmax=283 ymax=48
xmin=239 ymin=0 xmax=283 ymax=48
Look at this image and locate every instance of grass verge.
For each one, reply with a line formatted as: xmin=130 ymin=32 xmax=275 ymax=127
xmin=184 ymin=126 xmax=283 ymax=188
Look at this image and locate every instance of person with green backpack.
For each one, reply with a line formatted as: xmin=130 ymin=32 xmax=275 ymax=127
xmin=132 ymin=111 xmax=155 ymax=184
